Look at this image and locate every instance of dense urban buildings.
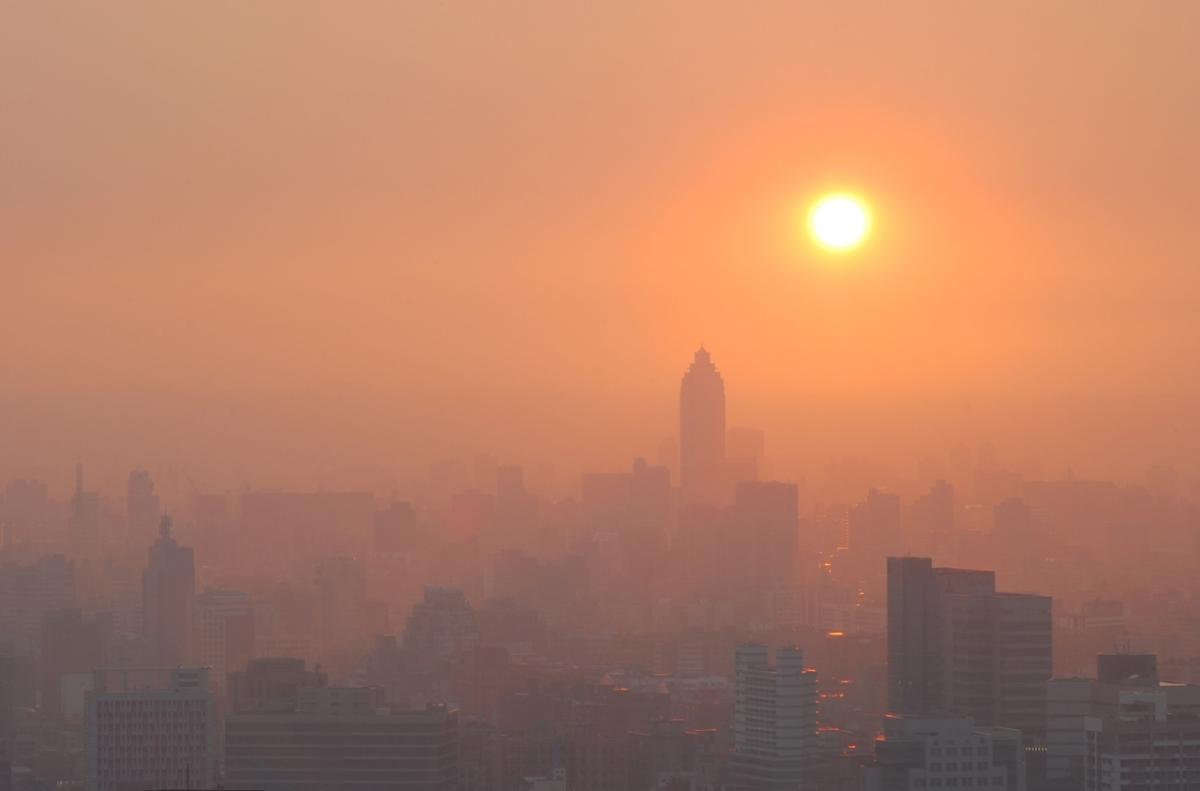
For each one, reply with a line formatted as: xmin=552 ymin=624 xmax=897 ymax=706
xmin=0 ymin=353 xmax=1192 ymax=791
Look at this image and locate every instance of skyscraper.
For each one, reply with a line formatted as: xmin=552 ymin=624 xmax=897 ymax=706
xmin=732 ymin=481 xmax=799 ymax=588
xmin=886 ymin=557 xmax=995 ymax=715
xmin=142 ymin=516 xmax=195 ymax=666
xmin=887 ymin=558 xmax=1052 ymax=741
xmin=679 ymin=347 xmax=726 ymax=507
xmin=126 ymin=468 xmax=160 ymax=543
xmin=729 ymin=644 xmax=818 ymax=791
xmin=69 ymin=463 xmax=100 ymax=547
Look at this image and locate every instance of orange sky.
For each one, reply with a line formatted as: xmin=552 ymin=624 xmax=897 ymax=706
xmin=3 ymin=2 xmax=1200 ymax=494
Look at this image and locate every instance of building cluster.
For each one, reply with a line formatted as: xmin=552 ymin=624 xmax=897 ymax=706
xmin=0 ymin=349 xmax=1197 ymax=789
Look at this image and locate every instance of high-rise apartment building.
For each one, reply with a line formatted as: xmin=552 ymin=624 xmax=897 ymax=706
xmin=729 ymin=644 xmax=818 ymax=790
xmin=84 ymin=667 xmax=216 ymax=791
xmin=679 ymin=347 xmax=726 ymax=507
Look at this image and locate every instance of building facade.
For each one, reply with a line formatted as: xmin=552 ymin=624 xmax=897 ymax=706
xmin=729 ymin=644 xmax=817 ymax=790
xmin=84 ymin=667 xmax=216 ymax=791
xmin=862 ymin=715 xmax=1025 ymax=791
xmin=224 ymin=700 xmax=458 ymax=790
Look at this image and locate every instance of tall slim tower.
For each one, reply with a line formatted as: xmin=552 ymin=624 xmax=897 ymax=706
xmin=142 ymin=516 xmax=195 ymax=667
xmin=126 ymin=468 xmax=160 ymax=543
xmin=679 ymin=347 xmax=726 ymax=506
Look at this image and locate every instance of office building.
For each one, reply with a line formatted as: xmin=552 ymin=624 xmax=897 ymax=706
xmin=1046 ymin=653 xmax=1200 ymax=789
xmin=862 ymin=715 xmax=1025 ymax=791
xmin=228 ymin=657 xmax=328 ymax=714
xmin=729 ymin=644 xmax=818 ymax=790
xmin=224 ymin=700 xmax=458 ymax=790
xmin=84 ymin=667 xmax=216 ymax=791
xmin=887 ymin=557 xmax=1052 ymax=743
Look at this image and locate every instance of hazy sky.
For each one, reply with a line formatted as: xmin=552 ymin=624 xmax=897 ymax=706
xmin=3 ymin=2 xmax=1200 ymax=494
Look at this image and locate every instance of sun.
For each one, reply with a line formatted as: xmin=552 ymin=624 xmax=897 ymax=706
xmin=808 ymin=193 xmax=871 ymax=252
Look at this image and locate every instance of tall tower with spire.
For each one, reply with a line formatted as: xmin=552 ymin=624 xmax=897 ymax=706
xmin=679 ymin=347 xmax=726 ymax=506
xmin=142 ymin=515 xmax=195 ymax=666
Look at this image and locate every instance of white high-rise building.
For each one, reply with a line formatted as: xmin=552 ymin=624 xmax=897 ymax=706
xmin=85 ymin=667 xmax=216 ymax=791
xmin=729 ymin=644 xmax=817 ymax=790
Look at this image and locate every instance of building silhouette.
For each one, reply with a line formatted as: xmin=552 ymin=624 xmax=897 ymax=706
xmin=679 ymin=347 xmax=726 ymax=507
xmin=126 ymin=468 xmax=160 ymax=544
xmin=887 ymin=558 xmax=1052 ymax=748
xmin=142 ymin=516 xmax=195 ymax=667
xmin=69 ymin=463 xmax=100 ymax=547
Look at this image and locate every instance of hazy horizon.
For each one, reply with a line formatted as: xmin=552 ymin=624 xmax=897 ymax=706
xmin=5 ymin=1 xmax=1200 ymax=493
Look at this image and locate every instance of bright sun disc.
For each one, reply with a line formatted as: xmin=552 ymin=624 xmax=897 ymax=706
xmin=808 ymin=193 xmax=871 ymax=252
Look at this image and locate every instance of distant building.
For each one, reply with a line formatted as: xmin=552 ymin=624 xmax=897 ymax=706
xmin=0 ymin=554 xmax=76 ymax=656
xmin=731 ymin=481 xmax=798 ymax=588
xmin=228 ymin=657 xmax=327 ymax=715
xmin=862 ymin=715 xmax=1025 ymax=791
xmin=191 ymin=589 xmax=254 ymax=699
xmin=126 ymin=468 xmax=160 ymax=543
xmin=850 ymin=488 xmax=902 ymax=558
xmin=224 ymin=701 xmax=458 ymax=790
xmin=679 ymin=347 xmax=726 ymax=507
xmin=39 ymin=608 xmax=108 ymax=720
xmin=314 ymin=556 xmax=366 ymax=660
xmin=404 ymin=586 xmax=479 ymax=661
xmin=729 ymin=644 xmax=817 ymax=790
xmin=84 ymin=667 xmax=216 ymax=791
xmin=142 ymin=516 xmax=195 ymax=666
xmin=69 ymin=463 xmax=101 ymax=547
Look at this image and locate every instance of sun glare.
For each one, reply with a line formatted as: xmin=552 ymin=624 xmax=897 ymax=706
xmin=808 ymin=193 xmax=871 ymax=252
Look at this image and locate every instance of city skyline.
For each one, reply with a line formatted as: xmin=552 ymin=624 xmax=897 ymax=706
xmin=4 ymin=3 xmax=1199 ymax=790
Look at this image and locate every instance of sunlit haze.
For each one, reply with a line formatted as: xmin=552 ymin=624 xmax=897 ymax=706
xmin=3 ymin=5 xmax=1200 ymax=790
xmin=3 ymin=2 xmax=1200 ymax=496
